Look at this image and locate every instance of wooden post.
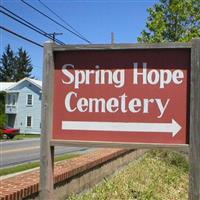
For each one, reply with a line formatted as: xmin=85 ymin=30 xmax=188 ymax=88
xmin=189 ymin=39 xmax=200 ymax=200
xmin=111 ymin=32 xmax=115 ymax=44
xmin=40 ymin=41 xmax=55 ymax=200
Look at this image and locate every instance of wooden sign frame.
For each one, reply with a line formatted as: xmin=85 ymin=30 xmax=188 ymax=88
xmin=40 ymin=40 xmax=200 ymax=200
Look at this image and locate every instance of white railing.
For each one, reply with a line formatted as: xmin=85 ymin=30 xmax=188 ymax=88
xmin=5 ymin=105 xmax=17 ymax=114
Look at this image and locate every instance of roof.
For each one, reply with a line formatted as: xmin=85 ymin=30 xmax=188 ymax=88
xmin=0 ymin=82 xmax=16 ymax=92
xmin=5 ymin=78 xmax=42 ymax=91
xmin=29 ymin=79 xmax=42 ymax=88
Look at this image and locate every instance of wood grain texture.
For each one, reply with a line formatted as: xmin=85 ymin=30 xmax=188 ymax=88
xmin=50 ymin=140 xmax=189 ymax=152
xmin=39 ymin=41 xmax=55 ymax=200
xmin=52 ymin=42 xmax=191 ymax=51
xmin=189 ymin=39 xmax=200 ymax=200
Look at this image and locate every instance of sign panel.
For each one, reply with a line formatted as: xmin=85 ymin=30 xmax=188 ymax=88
xmin=53 ymin=48 xmax=190 ymax=144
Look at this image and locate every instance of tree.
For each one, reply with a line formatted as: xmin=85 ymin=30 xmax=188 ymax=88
xmin=0 ymin=45 xmax=16 ymax=81
xmin=0 ymin=45 xmax=33 ymax=81
xmin=138 ymin=0 xmax=200 ymax=43
xmin=15 ymin=48 xmax=33 ymax=81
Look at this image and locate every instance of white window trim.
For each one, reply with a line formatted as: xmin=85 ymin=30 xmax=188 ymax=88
xmin=26 ymin=116 xmax=33 ymax=128
xmin=26 ymin=93 xmax=33 ymax=106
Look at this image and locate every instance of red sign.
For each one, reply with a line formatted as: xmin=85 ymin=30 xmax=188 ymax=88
xmin=52 ymin=49 xmax=190 ymax=144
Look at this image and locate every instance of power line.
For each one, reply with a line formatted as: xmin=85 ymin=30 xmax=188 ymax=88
xmin=0 ymin=25 xmax=43 ymax=48
xmin=1 ymin=9 xmax=64 ymax=45
xmin=20 ymin=0 xmax=92 ymax=44
xmin=1 ymin=6 xmax=65 ymax=45
xmin=38 ymin=0 xmax=90 ymax=42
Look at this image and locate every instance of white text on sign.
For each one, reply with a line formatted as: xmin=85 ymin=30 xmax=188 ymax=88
xmin=61 ymin=62 xmax=184 ymax=119
xmin=62 ymin=62 xmax=184 ymax=89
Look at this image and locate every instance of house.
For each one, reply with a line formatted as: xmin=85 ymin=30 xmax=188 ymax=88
xmin=4 ymin=78 xmax=42 ymax=134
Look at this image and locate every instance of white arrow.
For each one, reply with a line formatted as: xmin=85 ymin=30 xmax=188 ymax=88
xmin=62 ymin=119 xmax=181 ymax=137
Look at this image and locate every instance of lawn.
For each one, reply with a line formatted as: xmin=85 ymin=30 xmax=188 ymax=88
xmin=69 ymin=150 xmax=189 ymax=200
xmin=0 ymin=153 xmax=79 ymax=176
xmin=14 ymin=134 xmax=40 ymax=140
xmin=0 ymin=134 xmax=40 ymax=141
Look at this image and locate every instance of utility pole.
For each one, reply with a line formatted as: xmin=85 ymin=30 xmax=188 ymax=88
xmin=46 ymin=32 xmax=63 ymax=42
xmin=111 ymin=32 xmax=115 ymax=44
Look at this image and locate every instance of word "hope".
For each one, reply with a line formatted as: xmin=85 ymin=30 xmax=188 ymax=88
xmin=133 ymin=63 xmax=184 ymax=89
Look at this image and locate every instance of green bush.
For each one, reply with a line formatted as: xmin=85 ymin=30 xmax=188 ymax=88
xmin=0 ymin=92 xmax=6 ymax=130
xmin=0 ymin=113 xmax=6 ymax=128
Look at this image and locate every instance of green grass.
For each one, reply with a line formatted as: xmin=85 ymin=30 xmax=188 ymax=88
xmin=0 ymin=134 xmax=40 ymax=141
xmin=0 ymin=153 xmax=79 ymax=177
xmin=69 ymin=150 xmax=189 ymax=200
xmin=13 ymin=134 xmax=40 ymax=140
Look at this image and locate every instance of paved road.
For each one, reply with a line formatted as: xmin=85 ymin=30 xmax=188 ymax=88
xmin=0 ymin=138 xmax=90 ymax=168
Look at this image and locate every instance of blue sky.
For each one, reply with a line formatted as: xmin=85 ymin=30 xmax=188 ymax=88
xmin=1 ymin=0 xmax=158 ymax=80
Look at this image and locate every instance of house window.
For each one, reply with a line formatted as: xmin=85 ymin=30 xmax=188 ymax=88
xmin=26 ymin=116 xmax=32 ymax=127
xmin=7 ymin=94 xmax=17 ymax=105
xmin=8 ymin=94 xmax=11 ymax=105
xmin=27 ymin=94 xmax=33 ymax=106
xmin=12 ymin=94 xmax=16 ymax=105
